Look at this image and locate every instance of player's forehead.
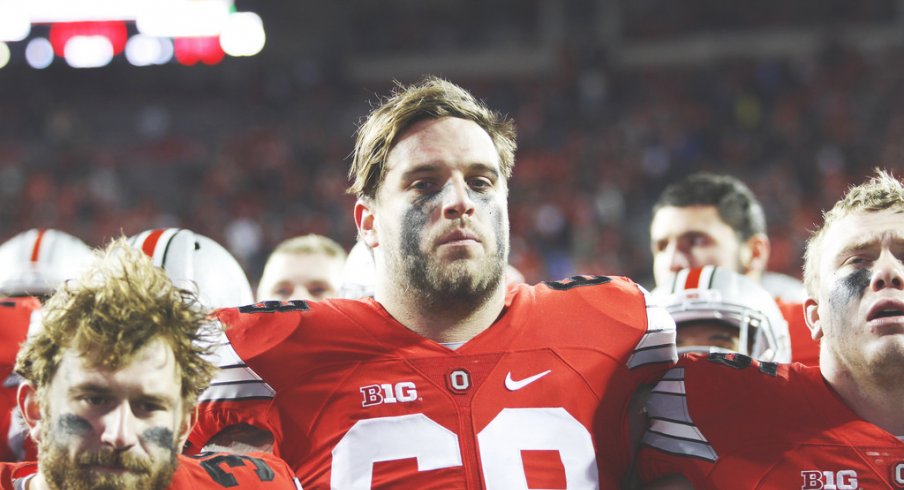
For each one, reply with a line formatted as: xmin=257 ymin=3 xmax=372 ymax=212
xmin=821 ymin=209 xmax=904 ymax=266
xmin=651 ymin=205 xmax=735 ymax=239
xmin=53 ymin=339 xmax=180 ymax=398
xmin=382 ymin=117 xmax=501 ymax=180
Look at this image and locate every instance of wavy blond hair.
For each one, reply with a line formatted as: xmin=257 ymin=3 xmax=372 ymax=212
xmin=803 ymin=169 xmax=904 ymax=296
xmin=16 ymin=239 xmax=218 ymax=413
xmin=348 ymin=76 xmax=516 ymax=200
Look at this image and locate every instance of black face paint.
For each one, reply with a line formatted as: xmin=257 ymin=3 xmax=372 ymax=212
xmin=396 ymin=182 xmax=506 ymax=310
xmin=56 ymin=413 xmax=92 ymax=437
xmin=828 ymin=267 xmax=871 ymax=317
xmin=141 ymin=427 xmax=176 ymax=451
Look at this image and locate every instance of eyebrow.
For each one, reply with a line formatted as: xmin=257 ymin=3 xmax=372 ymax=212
xmin=69 ymin=383 xmax=175 ymax=406
xmin=835 ymin=232 xmax=904 ymax=259
xmin=400 ymin=162 xmax=501 ymax=181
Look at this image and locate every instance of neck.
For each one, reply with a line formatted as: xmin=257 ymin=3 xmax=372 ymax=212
xmin=376 ymin=281 xmax=507 ymax=344
xmin=822 ymin=351 xmax=904 ymax=435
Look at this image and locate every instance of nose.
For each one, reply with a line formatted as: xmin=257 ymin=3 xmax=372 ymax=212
xmin=666 ymin=242 xmax=691 ymax=272
xmin=100 ymin=402 xmax=139 ymax=449
xmin=442 ymin=177 xmax=476 ymax=220
xmin=870 ymin=249 xmax=904 ymax=291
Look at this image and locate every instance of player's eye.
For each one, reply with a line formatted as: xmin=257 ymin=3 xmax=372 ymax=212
xmin=468 ymin=177 xmax=493 ymax=191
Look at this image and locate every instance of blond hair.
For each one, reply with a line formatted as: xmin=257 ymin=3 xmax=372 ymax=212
xmin=271 ymin=234 xmax=346 ymax=261
xmin=348 ymin=76 xmax=517 ymax=199
xmin=16 ymin=239 xmax=218 ymax=413
xmin=803 ymin=169 xmax=904 ymax=296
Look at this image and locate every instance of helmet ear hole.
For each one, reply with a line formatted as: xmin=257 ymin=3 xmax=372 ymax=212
xmin=0 ymin=229 xmax=94 ymax=298
xmin=654 ymin=265 xmax=791 ymax=363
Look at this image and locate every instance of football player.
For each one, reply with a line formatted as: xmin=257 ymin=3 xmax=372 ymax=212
xmin=189 ymin=76 xmax=678 ymax=488
xmin=655 ymin=265 xmax=791 ymax=362
xmin=649 ymin=172 xmax=819 ymax=365
xmin=128 ymin=228 xmax=255 ymax=309
xmin=6 ymin=240 xmax=300 ymax=489
xmin=257 ymin=234 xmax=347 ymax=302
xmin=0 ymin=229 xmax=94 ymax=462
xmin=638 ymin=169 xmax=904 ymax=488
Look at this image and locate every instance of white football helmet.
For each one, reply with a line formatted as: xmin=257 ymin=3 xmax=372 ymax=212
xmin=339 ymin=240 xmax=375 ymax=299
xmin=0 ymin=229 xmax=94 ymax=298
xmin=653 ymin=265 xmax=791 ymax=362
xmin=129 ymin=228 xmax=254 ymax=309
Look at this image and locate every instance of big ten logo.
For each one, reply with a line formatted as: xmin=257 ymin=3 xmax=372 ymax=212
xmin=800 ymin=470 xmax=859 ymax=490
xmin=360 ymin=382 xmax=418 ymax=407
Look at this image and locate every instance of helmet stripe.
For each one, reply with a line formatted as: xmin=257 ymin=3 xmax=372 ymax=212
xmin=141 ymin=229 xmax=166 ymax=258
xmin=30 ymin=229 xmax=46 ymax=263
xmin=684 ymin=267 xmax=703 ymax=289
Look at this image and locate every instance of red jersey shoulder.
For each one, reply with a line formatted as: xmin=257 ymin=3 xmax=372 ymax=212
xmin=533 ymin=275 xmax=647 ymax=328
xmin=174 ymin=452 xmax=299 ymax=488
xmin=0 ymin=461 xmax=36 ymax=489
xmin=777 ymin=299 xmax=820 ymax=366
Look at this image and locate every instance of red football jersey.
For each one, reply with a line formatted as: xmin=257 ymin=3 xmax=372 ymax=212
xmin=0 ymin=297 xmax=40 ymax=462
xmin=0 ymin=452 xmax=300 ymax=489
xmin=777 ymin=299 xmax=820 ymax=366
xmin=191 ymin=276 xmax=677 ymax=489
xmin=638 ymin=353 xmax=904 ymax=489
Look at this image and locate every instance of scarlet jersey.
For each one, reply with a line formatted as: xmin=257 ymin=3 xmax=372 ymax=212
xmin=0 ymin=298 xmax=40 ymax=462
xmin=638 ymin=353 xmax=904 ymax=489
xmin=777 ymin=299 xmax=820 ymax=366
xmin=191 ymin=276 xmax=677 ymax=489
xmin=0 ymin=452 xmax=300 ymax=489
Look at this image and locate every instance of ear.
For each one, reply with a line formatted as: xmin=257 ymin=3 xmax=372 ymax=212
xmin=740 ymin=233 xmax=770 ymax=280
xmin=804 ymin=297 xmax=824 ymax=341
xmin=176 ymin=406 xmax=199 ymax=449
xmin=354 ymin=199 xmax=379 ymax=249
xmin=17 ymin=382 xmax=43 ymax=444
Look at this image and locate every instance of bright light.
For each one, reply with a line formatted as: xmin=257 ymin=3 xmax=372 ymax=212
xmin=220 ymin=12 xmax=265 ymax=57
xmin=125 ymin=34 xmax=173 ymax=66
xmin=25 ymin=37 xmax=54 ymax=69
xmin=137 ymin=0 xmax=232 ymax=38
xmin=0 ymin=1 xmax=30 ymax=41
xmin=64 ymin=35 xmax=114 ymax=68
xmin=0 ymin=42 xmax=10 ymax=69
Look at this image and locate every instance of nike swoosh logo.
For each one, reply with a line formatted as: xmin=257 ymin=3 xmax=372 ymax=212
xmin=504 ymin=370 xmax=551 ymax=391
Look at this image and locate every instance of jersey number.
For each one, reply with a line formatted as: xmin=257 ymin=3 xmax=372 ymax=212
xmin=331 ymin=408 xmax=599 ymax=489
xmin=196 ymin=453 xmax=276 ymax=487
xmin=544 ymin=275 xmax=611 ymax=291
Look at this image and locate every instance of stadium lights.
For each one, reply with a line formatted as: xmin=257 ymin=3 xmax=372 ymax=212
xmin=0 ymin=42 xmax=10 ymax=69
xmin=3 ymin=0 xmax=264 ymax=69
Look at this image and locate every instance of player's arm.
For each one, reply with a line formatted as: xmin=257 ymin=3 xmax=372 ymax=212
xmin=202 ymin=423 xmax=275 ymax=454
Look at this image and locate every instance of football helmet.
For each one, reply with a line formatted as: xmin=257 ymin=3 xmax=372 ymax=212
xmin=0 ymin=229 xmax=94 ymax=298
xmin=128 ymin=228 xmax=254 ymax=309
xmin=339 ymin=240 xmax=375 ymax=299
xmin=654 ymin=265 xmax=791 ymax=362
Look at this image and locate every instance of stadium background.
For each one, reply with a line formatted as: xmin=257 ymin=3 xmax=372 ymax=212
xmin=1 ymin=0 xmax=902 ymax=289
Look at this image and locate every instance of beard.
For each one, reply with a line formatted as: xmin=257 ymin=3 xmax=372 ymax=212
xmin=38 ymin=415 xmax=178 ymax=490
xmin=390 ymin=205 xmax=508 ymax=312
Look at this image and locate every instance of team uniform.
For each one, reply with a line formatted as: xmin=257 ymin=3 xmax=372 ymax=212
xmin=777 ymin=299 xmax=820 ymax=366
xmin=0 ymin=452 xmax=301 ymax=489
xmin=190 ymin=276 xmax=677 ymax=489
xmin=638 ymin=353 xmax=904 ymax=489
xmin=0 ymin=298 xmax=40 ymax=462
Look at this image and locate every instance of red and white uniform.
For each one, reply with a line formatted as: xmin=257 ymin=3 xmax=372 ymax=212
xmin=0 ymin=452 xmax=301 ymax=489
xmin=191 ymin=276 xmax=677 ymax=489
xmin=638 ymin=353 xmax=904 ymax=489
xmin=0 ymin=298 xmax=40 ymax=462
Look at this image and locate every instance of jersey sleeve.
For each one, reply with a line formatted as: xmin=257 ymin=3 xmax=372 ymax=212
xmin=626 ymin=284 xmax=678 ymax=382
xmin=188 ymin=314 xmax=282 ymax=454
xmin=176 ymin=452 xmax=301 ymax=488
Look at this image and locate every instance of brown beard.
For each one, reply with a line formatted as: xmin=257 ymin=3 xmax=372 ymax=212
xmin=38 ymin=415 xmax=178 ymax=490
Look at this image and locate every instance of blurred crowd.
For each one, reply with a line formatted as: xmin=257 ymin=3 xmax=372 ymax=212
xmin=1 ymin=37 xmax=902 ymax=289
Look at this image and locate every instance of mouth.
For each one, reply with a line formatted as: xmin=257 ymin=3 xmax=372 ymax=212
xmin=437 ymin=229 xmax=481 ymax=246
xmin=866 ymin=299 xmax=904 ymax=327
